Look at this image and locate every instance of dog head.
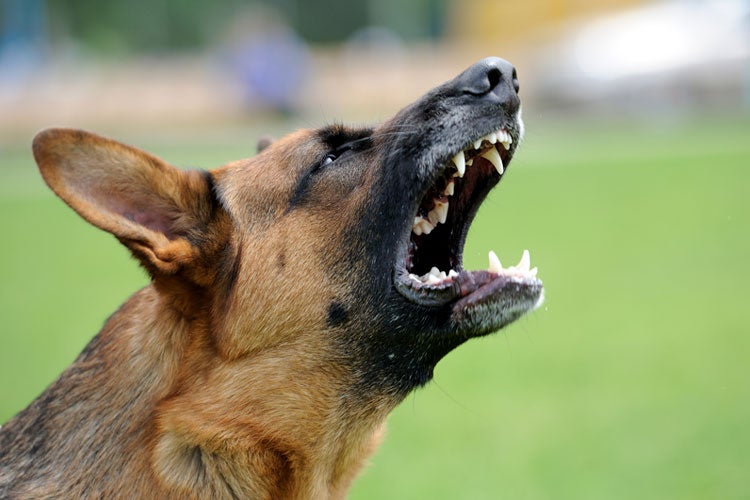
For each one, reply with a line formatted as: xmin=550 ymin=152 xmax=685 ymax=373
xmin=33 ymin=57 xmax=542 ymax=402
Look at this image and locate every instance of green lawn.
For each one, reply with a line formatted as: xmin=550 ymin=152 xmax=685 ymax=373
xmin=1 ymin=116 xmax=748 ymax=499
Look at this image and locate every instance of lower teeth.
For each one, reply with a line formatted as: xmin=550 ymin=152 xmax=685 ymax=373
xmin=489 ymin=249 xmax=538 ymax=278
xmin=408 ymin=250 xmax=539 ymax=288
xmin=409 ymin=267 xmax=459 ymax=285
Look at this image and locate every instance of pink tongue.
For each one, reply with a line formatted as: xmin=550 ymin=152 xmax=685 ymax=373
xmin=452 ymin=270 xmax=515 ymax=314
xmin=454 ymin=270 xmax=497 ymax=296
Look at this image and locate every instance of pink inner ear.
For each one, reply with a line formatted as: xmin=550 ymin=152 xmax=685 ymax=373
xmin=106 ymin=196 xmax=177 ymax=240
xmin=123 ymin=210 xmax=177 ymax=240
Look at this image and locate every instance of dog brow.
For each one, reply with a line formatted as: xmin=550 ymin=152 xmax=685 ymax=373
xmin=286 ymin=126 xmax=374 ymax=211
xmin=318 ymin=125 xmax=373 ymax=151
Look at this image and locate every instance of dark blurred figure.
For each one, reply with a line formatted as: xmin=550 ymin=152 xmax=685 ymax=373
xmin=226 ymin=7 xmax=310 ymax=116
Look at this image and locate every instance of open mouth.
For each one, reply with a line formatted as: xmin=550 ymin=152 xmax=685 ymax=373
xmin=395 ymin=125 xmax=543 ymax=324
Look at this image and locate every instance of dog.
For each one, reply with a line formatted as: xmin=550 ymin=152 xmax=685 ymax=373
xmin=0 ymin=57 xmax=543 ymax=498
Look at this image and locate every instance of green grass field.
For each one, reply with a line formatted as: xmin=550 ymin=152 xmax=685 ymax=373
xmin=1 ymin=116 xmax=748 ymax=499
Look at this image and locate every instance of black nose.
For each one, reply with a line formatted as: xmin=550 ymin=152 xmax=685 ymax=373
xmin=456 ymin=57 xmax=520 ymax=110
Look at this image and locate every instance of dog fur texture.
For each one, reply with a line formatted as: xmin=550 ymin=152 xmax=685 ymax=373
xmin=0 ymin=57 xmax=542 ymax=499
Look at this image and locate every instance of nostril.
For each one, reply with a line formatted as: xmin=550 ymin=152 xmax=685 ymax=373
xmin=486 ymin=67 xmax=502 ymax=92
xmin=459 ymin=57 xmax=519 ymax=99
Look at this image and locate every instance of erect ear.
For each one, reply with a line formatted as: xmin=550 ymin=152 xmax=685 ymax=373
xmin=33 ymin=128 xmax=225 ymax=277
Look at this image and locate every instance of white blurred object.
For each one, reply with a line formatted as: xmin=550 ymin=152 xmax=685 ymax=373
xmin=574 ymin=0 xmax=749 ymax=80
xmin=534 ymin=0 xmax=750 ymax=111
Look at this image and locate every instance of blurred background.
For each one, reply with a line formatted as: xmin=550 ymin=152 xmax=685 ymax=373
xmin=1 ymin=0 xmax=748 ymax=498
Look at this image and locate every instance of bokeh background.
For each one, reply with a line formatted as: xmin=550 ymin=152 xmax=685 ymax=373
xmin=1 ymin=0 xmax=749 ymax=498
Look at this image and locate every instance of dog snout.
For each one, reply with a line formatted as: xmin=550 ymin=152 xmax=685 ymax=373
xmin=457 ymin=57 xmax=520 ymax=113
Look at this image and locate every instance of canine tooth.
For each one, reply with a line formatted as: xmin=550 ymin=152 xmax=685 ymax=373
xmin=517 ymin=249 xmax=531 ymax=272
xmin=488 ymin=250 xmax=503 ymax=274
xmin=481 ymin=147 xmax=504 ymax=175
xmin=444 ymin=180 xmax=455 ymax=196
xmin=439 ymin=203 xmax=449 ymax=224
xmin=452 ymin=151 xmax=466 ymax=177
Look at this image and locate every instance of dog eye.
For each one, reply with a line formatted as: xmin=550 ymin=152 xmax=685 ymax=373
xmin=322 ymin=153 xmax=337 ymax=166
xmin=320 ymin=143 xmax=355 ymax=170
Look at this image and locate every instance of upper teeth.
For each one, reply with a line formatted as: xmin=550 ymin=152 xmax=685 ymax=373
xmin=414 ymin=198 xmax=449 ymax=234
xmin=450 ymin=127 xmax=511 ymax=180
xmin=481 ymin=147 xmax=504 ymax=175
xmin=412 ymin=216 xmax=435 ymax=236
xmin=452 ymin=151 xmax=466 ymax=177
xmin=429 ymin=200 xmax=449 ymax=224
xmin=497 ymin=129 xmax=512 ymax=150
xmin=412 ymin=127 xmax=512 ymax=236
xmin=407 ymin=127 xmax=538 ymax=288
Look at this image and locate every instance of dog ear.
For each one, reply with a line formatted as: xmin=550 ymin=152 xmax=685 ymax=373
xmin=33 ymin=128 xmax=223 ymax=276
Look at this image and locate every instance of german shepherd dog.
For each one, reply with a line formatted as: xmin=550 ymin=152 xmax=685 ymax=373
xmin=0 ymin=57 xmax=543 ymax=498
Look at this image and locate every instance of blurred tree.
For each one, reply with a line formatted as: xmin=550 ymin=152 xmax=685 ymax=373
xmin=287 ymin=0 xmax=444 ymax=43
xmin=7 ymin=0 xmax=446 ymax=54
xmin=45 ymin=0 xmax=249 ymax=53
xmin=291 ymin=0 xmax=368 ymax=43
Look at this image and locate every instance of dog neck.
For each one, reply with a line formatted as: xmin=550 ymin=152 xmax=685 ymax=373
xmin=147 ymin=281 xmax=392 ymax=498
xmin=3 ymin=284 xmax=389 ymax=498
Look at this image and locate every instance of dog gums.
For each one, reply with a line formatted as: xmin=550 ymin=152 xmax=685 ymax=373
xmin=0 ymin=57 xmax=542 ymax=498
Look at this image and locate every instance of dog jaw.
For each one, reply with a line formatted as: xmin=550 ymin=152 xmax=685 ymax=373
xmin=208 ymin=61 xmax=543 ymax=395
xmin=1 ymin=57 xmax=543 ymax=499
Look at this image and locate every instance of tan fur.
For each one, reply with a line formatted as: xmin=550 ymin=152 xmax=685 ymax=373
xmin=1 ymin=128 xmax=391 ymax=499
xmin=1 ymin=57 xmax=534 ymax=498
